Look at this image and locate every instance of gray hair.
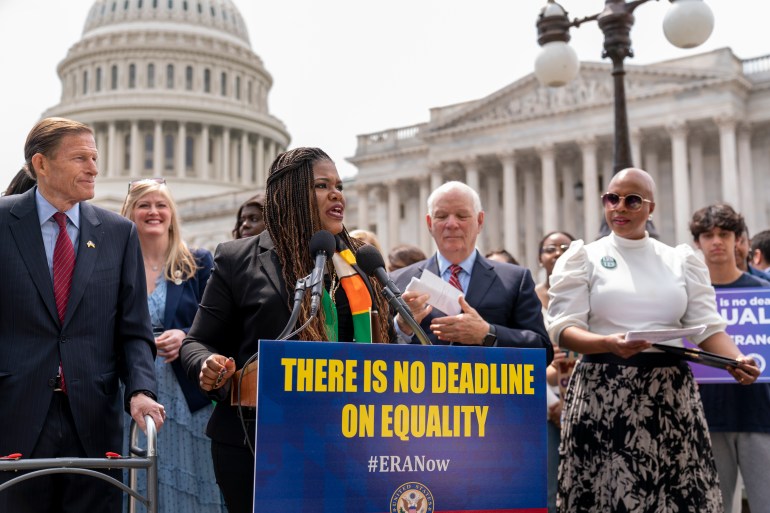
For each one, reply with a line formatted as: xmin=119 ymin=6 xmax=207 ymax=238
xmin=426 ymin=181 xmax=483 ymax=216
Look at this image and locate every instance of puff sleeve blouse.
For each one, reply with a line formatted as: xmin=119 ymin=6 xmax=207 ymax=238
xmin=546 ymin=232 xmax=726 ymax=348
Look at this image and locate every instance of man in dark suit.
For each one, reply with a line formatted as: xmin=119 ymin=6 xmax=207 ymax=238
xmin=0 ymin=118 xmax=165 ymax=512
xmin=392 ymin=181 xmax=552 ymax=363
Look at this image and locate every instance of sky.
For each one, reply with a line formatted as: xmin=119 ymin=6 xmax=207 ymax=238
xmin=1 ymin=0 xmax=770 ymax=189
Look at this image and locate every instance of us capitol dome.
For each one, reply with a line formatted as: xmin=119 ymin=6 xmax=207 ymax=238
xmin=43 ymin=0 xmax=290 ymax=248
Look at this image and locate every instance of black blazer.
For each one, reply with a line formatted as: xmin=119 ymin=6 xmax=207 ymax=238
xmin=0 ymin=188 xmax=157 ymax=457
xmin=391 ymin=252 xmax=553 ymax=363
xmin=181 ymin=231 xmax=293 ymax=445
xmin=163 ymin=248 xmax=214 ymax=413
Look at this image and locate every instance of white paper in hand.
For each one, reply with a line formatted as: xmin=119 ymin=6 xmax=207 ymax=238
xmin=624 ymin=325 xmax=706 ymax=343
xmin=403 ymin=269 xmax=462 ymax=316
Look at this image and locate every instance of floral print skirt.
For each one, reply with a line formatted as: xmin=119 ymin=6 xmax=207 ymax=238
xmin=557 ymin=361 xmax=723 ymax=513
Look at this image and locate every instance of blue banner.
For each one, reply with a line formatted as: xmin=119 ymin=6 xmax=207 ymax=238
xmin=253 ymin=341 xmax=547 ymax=513
xmin=688 ymin=288 xmax=770 ymax=383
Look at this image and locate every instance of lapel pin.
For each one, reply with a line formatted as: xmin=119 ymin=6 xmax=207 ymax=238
xmin=87 ymin=240 xmax=96 ymax=248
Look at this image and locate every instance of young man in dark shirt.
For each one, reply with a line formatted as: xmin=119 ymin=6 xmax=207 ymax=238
xmin=690 ymin=204 xmax=770 ymax=513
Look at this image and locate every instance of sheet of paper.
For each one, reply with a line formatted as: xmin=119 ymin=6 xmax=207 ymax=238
xmin=403 ymin=269 xmax=462 ymax=316
xmin=624 ymin=325 xmax=706 ymax=343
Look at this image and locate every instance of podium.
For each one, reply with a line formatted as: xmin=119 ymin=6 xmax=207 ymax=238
xmin=252 ymin=340 xmax=547 ymax=513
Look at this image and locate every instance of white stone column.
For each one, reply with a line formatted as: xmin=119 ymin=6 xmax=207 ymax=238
xmin=107 ymin=122 xmax=117 ymax=178
xmin=464 ymin=158 xmax=480 ymax=193
xmin=115 ymin=126 xmax=125 ymax=177
xmin=387 ymin=181 xmax=400 ymax=253
xmin=153 ymin=121 xmax=163 ymax=176
xmin=255 ymin=135 xmax=265 ymax=186
xmin=418 ymin=177 xmax=431 ymax=253
xmin=357 ymin=183 xmax=369 ymax=231
xmin=374 ymin=186 xmax=388 ymax=252
xmin=96 ymin=129 xmax=107 ymax=176
xmin=524 ymin=168 xmax=538 ymax=270
xmin=538 ymin=143 xmax=557 ymax=234
xmin=500 ymin=152 xmax=519 ymax=260
xmin=631 ymin=128 xmax=642 ymax=169
xmin=668 ymin=122 xmax=691 ymax=245
xmin=221 ymin=128 xmax=230 ymax=183
xmin=643 ymin=147 xmax=661 ymax=232
xmin=429 ymin=164 xmax=443 ymax=193
xmin=176 ymin=122 xmax=186 ymax=178
xmin=486 ymin=171 xmax=501 ymax=252
xmin=717 ymin=117 xmax=740 ymax=208
xmin=240 ymin=132 xmax=250 ymax=185
xmin=738 ymin=125 xmax=755 ymax=230
xmin=130 ymin=121 xmax=140 ymax=177
xmin=689 ymin=138 xmax=705 ymax=211
xmin=199 ymin=124 xmax=209 ymax=180
xmin=561 ymin=163 xmax=576 ymax=236
xmin=579 ymin=137 xmax=600 ymax=242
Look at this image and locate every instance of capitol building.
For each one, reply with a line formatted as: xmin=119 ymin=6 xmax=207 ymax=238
xmin=348 ymin=48 xmax=770 ymax=272
xmin=38 ymin=1 xmax=770 ymax=274
xmin=43 ymin=0 xmax=289 ymax=249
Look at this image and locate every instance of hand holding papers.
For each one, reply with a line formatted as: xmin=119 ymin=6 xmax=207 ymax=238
xmin=624 ymin=325 xmax=741 ymax=370
xmin=404 ymin=269 xmax=462 ymax=316
xmin=625 ymin=325 xmax=706 ymax=343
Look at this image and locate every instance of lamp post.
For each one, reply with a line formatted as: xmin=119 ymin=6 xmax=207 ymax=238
xmin=534 ymin=0 xmax=715 ymax=237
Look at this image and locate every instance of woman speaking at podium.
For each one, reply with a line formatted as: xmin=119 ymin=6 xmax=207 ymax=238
xmin=180 ymin=147 xmax=392 ymax=512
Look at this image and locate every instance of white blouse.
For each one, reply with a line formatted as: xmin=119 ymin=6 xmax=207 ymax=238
xmin=546 ymin=232 xmax=725 ymax=348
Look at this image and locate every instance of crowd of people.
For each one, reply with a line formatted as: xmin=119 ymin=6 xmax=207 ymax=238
xmin=0 ymin=117 xmax=766 ymax=513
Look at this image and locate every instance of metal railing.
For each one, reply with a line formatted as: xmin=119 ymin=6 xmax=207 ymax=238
xmin=0 ymin=415 xmax=158 ymax=513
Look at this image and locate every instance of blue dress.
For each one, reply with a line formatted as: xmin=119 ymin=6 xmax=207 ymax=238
xmin=125 ymin=276 xmax=224 ymax=513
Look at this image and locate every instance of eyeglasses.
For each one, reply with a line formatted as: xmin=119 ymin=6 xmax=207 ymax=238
xmin=541 ymin=244 xmax=570 ymax=255
xmin=128 ymin=177 xmax=166 ymax=191
xmin=601 ymin=192 xmax=652 ymax=211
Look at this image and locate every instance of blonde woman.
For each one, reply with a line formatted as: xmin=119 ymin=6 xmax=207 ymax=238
xmin=121 ymin=179 xmax=222 ymax=512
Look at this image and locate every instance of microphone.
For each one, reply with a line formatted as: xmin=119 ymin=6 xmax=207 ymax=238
xmin=356 ymin=244 xmax=432 ymax=345
xmin=308 ymin=230 xmax=336 ymax=316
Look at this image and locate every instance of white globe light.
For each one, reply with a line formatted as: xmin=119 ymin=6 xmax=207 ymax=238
xmin=663 ymin=0 xmax=715 ymax=49
xmin=534 ymin=41 xmax=580 ymax=87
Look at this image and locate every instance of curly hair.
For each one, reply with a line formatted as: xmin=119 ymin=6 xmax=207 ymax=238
xmin=264 ymin=147 xmax=390 ymax=343
xmin=689 ymin=204 xmax=746 ymax=241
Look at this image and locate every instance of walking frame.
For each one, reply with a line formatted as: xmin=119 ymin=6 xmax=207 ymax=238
xmin=0 ymin=415 xmax=158 ymax=513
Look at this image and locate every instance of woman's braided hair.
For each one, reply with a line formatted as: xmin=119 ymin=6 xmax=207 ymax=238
xmin=264 ymin=147 xmax=390 ymax=342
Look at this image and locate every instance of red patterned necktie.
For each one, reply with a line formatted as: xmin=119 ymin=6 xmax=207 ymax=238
xmin=53 ymin=212 xmax=74 ymax=394
xmin=448 ymin=264 xmax=463 ymax=292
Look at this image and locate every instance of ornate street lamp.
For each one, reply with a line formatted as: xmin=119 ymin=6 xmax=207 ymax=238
xmin=534 ymin=0 xmax=714 ymax=237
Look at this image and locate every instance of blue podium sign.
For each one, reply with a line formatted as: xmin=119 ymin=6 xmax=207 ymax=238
xmin=253 ymin=340 xmax=547 ymax=513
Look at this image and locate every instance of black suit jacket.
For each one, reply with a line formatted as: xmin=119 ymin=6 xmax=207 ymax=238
xmin=164 ymin=248 xmax=214 ymax=412
xmin=181 ymin=231 xmax=293 ymax=445
xmin=391 ymin=252 xmax=553 ymax=363
xmin=0 ymin=188 xmax=157 ymax=457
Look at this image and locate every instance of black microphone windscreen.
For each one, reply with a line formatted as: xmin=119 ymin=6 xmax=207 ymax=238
xmin=309 ymin=230 xmax=336 ymax=256
xmin=356 ymin=244 xmax=386 ymax=277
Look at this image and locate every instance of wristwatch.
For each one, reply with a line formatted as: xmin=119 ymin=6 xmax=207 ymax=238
xmin=482 ymin=324 xmax=497 ymax=347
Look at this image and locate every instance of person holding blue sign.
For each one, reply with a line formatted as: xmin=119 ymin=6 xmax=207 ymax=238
xmin=547 ymin=168 xmax=759 ymax=512
xmin=180 ymin=147 xmax=394 ymax=513
xmin=690 ymin=203 xmax=770 ymax=513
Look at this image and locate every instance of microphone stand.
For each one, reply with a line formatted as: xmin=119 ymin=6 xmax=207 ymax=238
xmin=381 ymin=287 xmax=432 ymax=346
xmin=277 ymin=275 xmax=309 ymax=341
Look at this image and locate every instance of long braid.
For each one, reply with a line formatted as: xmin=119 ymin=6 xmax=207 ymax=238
xmin=264 ymin=147 xmax=391 ymax=343
xmin=264 ymin=148 xmax=329 ymax=342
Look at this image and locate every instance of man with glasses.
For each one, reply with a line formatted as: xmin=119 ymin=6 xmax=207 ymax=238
xmin=390 ymin=181 xmax=552 ymax=362
xmin=0 ymin=117 xmax=165 ymax=512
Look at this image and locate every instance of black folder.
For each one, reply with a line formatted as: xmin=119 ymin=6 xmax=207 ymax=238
xmin=652 ymin=343 xmax=739 ymax=370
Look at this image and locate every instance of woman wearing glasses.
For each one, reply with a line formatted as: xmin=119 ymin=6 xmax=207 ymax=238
xmin=547 ymin=168 xmax=759 ymax=512
xmin=121 ymin=179 xmax=222 ymax=512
